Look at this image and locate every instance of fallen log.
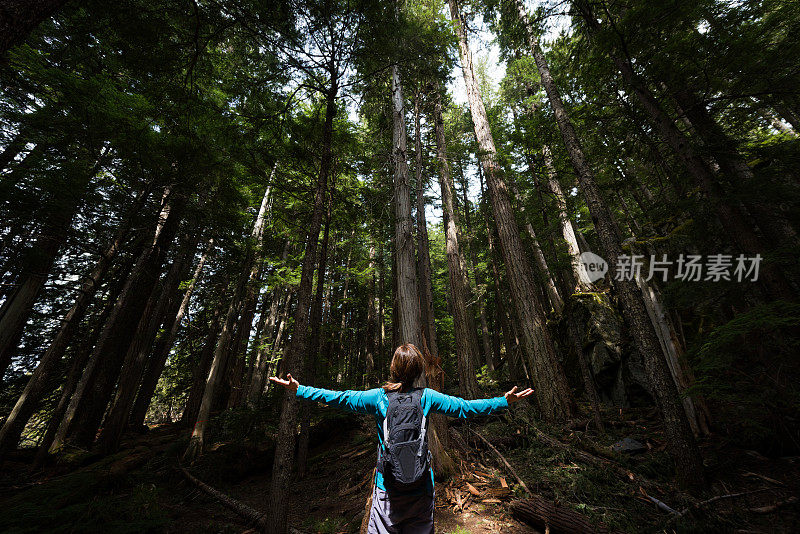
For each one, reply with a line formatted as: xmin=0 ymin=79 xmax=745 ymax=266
xmin=180 ymin=467 xmax=307 ymax=534
xmin=466 ymin=428 xmax=532 ymax=497
xmin=511 ymin=497 xmax=620 ymax=534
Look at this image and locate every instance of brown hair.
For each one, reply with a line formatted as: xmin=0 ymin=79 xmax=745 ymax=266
xmin=383 ymin=344 xmax=425 ymax=392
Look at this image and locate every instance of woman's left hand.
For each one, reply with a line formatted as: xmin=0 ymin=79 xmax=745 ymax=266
xmin=505 ymin=386 xmax=534 ymax=404
xmin=269 ymin=373 xmax=299 ymax=394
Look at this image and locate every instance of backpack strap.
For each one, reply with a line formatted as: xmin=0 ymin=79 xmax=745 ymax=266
xmin=412 ymin=388 xmax=427 ymax=457
xmin=380 ymin=390 xmax=396 ymax=454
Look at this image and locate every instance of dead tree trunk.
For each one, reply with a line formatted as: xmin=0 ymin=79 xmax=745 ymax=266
xmin=511 ymin=498 xmax=618 ymax=534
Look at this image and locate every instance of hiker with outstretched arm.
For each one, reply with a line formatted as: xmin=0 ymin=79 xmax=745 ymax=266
xmin=269 ymin=343 xmax=533 ymax=534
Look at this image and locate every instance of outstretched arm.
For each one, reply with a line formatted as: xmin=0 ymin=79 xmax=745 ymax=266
xmin=426 ymin=386 xmax=534 ymax=418
xmin=268 ymin=374 xmax=379 ymax=415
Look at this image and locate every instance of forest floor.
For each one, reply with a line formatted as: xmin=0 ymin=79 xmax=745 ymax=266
xmin=0 ymin=404 xmax=798 ymax=533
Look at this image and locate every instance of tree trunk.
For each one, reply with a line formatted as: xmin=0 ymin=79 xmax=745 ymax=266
xmin=635 ymin=274 xmax=711 ymax=436
xmin=0 ymin=187 xmax=150 ymax=457
xmin=34 ymin=252 xmax=134 ymax=466
xmin=391 ymin=64 xmax=422 ymax=347
xmin=509 ymin=176 xmax=564 ymax=313
xmin=448 ymin=0 xmax=574 ymax=420
xmin=413 ymin=95 xmax=440 ymax=365
xmin=671 ymin=87 xmax=799 ymax=255
xmin=0 ymin=157 xmax=98 ymax=377
xmin=465 ymin=164 xmax=495 ymax=371
xmin=365 ymin=242 xmax=377 ymax=386
xmin=431 ymin=85 xmax=480 ymax=399
xmin=518 ymin=0 xmax=705 ymax=489
xmin=479 ymin=171 xmax=516 ymax=375
xmin=511 ymin=497 xmax=618 ymax=534
xmin=129 ymin=238 xmax=213 ymax=428
xmin=297 ymin=193 xmax=331 ymax=478
xmin=568 ymin=317 xmax=605 ymax=433
xmin=543 ymin=146 xmax=592 ymax=291
xmin=181 ymin=303 xmax=223 ymax=427
xmin=184 ymin=273 xmax=248 ymax=459
xmin=97 ymin=233 xmax=200 ymax=453
xmin=264 ymin=290 xmax=294 ymax=391
xmin=227 ymin=178 xmax=275 ymax=409
xmin=266 ymin=74 xmax=337 ymax=534
xmin=247 ymin=239 xmax=291 ymax=404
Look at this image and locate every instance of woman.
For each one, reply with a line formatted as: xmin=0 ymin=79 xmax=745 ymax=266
xmin=269 ymin=343 xmax=533 ymax=534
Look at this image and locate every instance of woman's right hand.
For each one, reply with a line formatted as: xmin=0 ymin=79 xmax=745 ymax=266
xmin=269 ymin=373 xmax=300 ymax=394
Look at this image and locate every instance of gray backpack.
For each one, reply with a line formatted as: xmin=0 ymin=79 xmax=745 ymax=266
xmin=376 ymin=388 xmax=431 ymax=491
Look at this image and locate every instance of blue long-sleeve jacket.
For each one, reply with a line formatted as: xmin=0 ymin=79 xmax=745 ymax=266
xmin=295 ymin=385 xmax=509 ymax=494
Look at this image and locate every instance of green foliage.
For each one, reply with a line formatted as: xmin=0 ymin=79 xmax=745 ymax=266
xmin=475 ymin=364 xmax=499 ymax=389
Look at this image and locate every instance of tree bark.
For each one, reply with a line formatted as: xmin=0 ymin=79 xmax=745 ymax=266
xmin=517 ymin=0 xmax=705 ymax=488
xmin=391 ymin=64 xmax=422 ymax=348
xmin=511 ymin=498 xmax=618 ymax=534
xmin=448 ymin=0 xmax=574 ymax=420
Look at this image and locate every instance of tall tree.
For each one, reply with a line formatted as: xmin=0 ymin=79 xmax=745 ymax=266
xmin=431 ymin=86 xmax=481 ymax=400
xmin=447 ymin=0 xmax=574 ymax=420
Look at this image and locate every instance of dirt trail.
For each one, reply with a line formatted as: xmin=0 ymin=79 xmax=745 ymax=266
xmin=221 ymin=416 xmax=539 ymax=533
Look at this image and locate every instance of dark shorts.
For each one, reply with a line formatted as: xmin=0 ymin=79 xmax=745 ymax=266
xmin=366 ymin=485 xmax=434 ymax=534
